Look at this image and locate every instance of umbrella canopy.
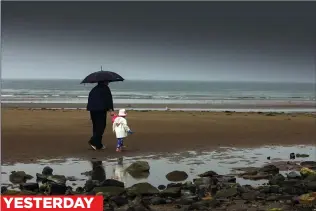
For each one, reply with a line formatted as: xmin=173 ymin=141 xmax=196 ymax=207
xmin=81 ymin=66 xmax=124 ymax=84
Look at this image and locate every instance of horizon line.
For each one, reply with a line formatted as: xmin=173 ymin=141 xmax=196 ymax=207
xmin=1 ymin=78 xmax=314 ymax=84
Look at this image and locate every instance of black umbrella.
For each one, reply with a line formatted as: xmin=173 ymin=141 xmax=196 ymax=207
xmin=81 ymin=66 xmax=124 ymax=84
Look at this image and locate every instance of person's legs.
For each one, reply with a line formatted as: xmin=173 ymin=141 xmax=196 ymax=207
xmin=89 ymin=111 xmax=97 ymax=146
xmin=100 ymin=111 xmax=107 ymax=148
xmin=94 ymin=111 xmax=107 ymax=149
xmin=89 ymin=111 xmax=98 ymax=150
xmin=116 ymin=138 xmax=124 ymax=152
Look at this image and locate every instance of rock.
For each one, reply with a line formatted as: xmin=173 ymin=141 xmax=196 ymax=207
xmin=198 ymin=170 xmax=218 ymax=177
xmin=39 ymin=184 xmax=48 ymax=193
xmin=189 ymin=200 xmax=218 ymax=210
xmin=269 ymin=174 xmax=285 ymax=185
xmin=160 ymin=187 xmax=182 ymax=198
xmin=296 ymin=193 xmax=316 ymax=205
xmin=75 ymin=187 xmax=85 ymax=193
xmin=166 ymin=171 xmax=188 ymax=182
xmin=215 ymin=187 xmax=238 ymax=198
xmin=93 ymin=187 xmax=125 ymax=198
xmin=306 ymin=181 xmax=316 ymax=191
xmin=196 ymin=184 xmax=211 ymax=198
xmin=242 ymin=173 xmax=270 ymax=180
xmin=103 ymin=203 xmax=115 ymax=211
xmin=238 ymin=169 xmax=258 ymax=178
xmin=126 ymin=161 xmax=150 ymax=175
xmin=9 ymin=171 xmax=33 ymax=184
xmin=20 ymin=183 xmax=39 ymax=192
xmin=304 ymin=174 xmax=316 ymax=182
xmin=84 ymin=180 xmax=101 ymax=192
xmin=2 ymin=190 xmax=22 ymax=195
xmin=129 ymin=171 xmax=150 ymax=180
xmin=301 ymin=161 xmax=316 ymax=168
xmin=269 ymin=185 xmax=281 ymax=194
xmin=259 ymin=165 xmax=279 ymax=175
xmin=49 ymin=183 xmax=67 ymax=195
xmin=240 ymin=191 xmax=260 ymax=201
xmin=266 ymin=195 xmax=281 ymax=202
xmin=157 ymin=185 xmax=166 ymax=190
xmin=81 ymin=171 xmax=92 ymax=177
xmin=101 ymin=179 xmax=124 ymax=188
xmin=126 ymin=182 xmax=159 ymax=197
xmin=42 ymin=166 xmax=53 ymax=176
xmin=110 ymin=195 xmax=128 ymax=206
xmin=176 ymin=195 xmax=199 ymax=205
xmin=36 ymin=173 xmax=47 ymax=181
xmin=193 ymin=177 xmax=212 ymax=186
xmin=300 ymin=167 xmax=316 ymax=178
xmin=264 ymin=202 xmax=293 ymax=211
xmin=280 ymin=185 xmax=305 ymax=195
xmin=128 ymin=196 xmax=151 ymax=211
xmin=217 ymin=175 xmax=236 ymax=183
xmin=66 ymin=176 xmax=78 ymax=182
xmin=237 ymin=185 xmax=252 ymax=194
xmin=150 ymin=197 xmax=166 ymax=205
xmin=47 ymin=175 xmax=67 ymax=184
xmin=188 ymin=202 xmax=208 ymax=210
xmin=296 ymin=153 xmax=309 ymax=158
xmin=279 ymin=179 xmax=303 ymax=187
xmin=182 ymin=181 xmax=197 ymax=193
xmin=286 ymin=171 xmax=301 ymax=179
xmin=167 ymin=183 xmax=182 ymax=188
xmin=1 ymin=186 xmax=8 ymax=194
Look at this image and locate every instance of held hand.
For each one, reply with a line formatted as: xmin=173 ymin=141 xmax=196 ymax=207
xmin=128 ymin=130 xmax=134 ymax=135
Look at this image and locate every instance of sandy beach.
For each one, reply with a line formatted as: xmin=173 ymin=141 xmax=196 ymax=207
xmin=2 ymin=108 xmax=315 ymax=163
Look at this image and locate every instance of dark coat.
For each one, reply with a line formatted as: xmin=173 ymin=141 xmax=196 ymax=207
xmin=87 ymin=83 xmax=114 ymax=111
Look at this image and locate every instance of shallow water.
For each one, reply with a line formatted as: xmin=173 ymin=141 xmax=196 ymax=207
xmin=1 ymin=145 xmax=315 ymax=189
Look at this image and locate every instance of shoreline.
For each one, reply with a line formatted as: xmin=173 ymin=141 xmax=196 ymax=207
xmin=2 ymin=144 xmax=315 ymax=165
xmin=2 ymin=102 xmax=316 ymax=113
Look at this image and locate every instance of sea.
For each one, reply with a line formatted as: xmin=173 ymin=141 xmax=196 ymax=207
xmin=1 ymin=79 xmax=315 ymax=111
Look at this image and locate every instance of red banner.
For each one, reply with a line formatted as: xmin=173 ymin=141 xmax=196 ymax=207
xmin=0 ymin=196 xmax=103 ymax=211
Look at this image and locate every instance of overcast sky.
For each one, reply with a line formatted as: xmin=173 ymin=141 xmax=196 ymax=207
xmin=2 ymin=1 xmax=316 ymax=82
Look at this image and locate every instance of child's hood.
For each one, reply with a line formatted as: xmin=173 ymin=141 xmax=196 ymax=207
xmin=114 ymin=116 xmax=127 ymax=124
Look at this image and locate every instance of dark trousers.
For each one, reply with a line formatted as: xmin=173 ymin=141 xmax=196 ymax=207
xmin=89 ymin=110 xmax=107 ymax=149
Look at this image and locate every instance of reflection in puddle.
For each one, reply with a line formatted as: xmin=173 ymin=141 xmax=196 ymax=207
xmin=1 ymin=145 xmax=315 ymax=189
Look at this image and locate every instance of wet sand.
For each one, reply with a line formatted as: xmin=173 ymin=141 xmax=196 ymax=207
xmin=2 ymin=145 xmax=315 ymax=188
xmin=2 ymin=108 xmax=316 ymax=163
xmin=2 ymin=102 xmax=316 ymax=110
xmin=3 ymin=146 xmax=316 ymax=211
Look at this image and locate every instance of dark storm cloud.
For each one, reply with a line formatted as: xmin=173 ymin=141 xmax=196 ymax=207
xmin=2 ymin=1 xmax=316 ymax=82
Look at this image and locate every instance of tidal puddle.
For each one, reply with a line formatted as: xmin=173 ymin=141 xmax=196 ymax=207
xmin=1 ymin=145 xmax=315 ymax=189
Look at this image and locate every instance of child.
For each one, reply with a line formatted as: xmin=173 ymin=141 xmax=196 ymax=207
xmin=112 ymin=109 xmax=133 ymax=152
